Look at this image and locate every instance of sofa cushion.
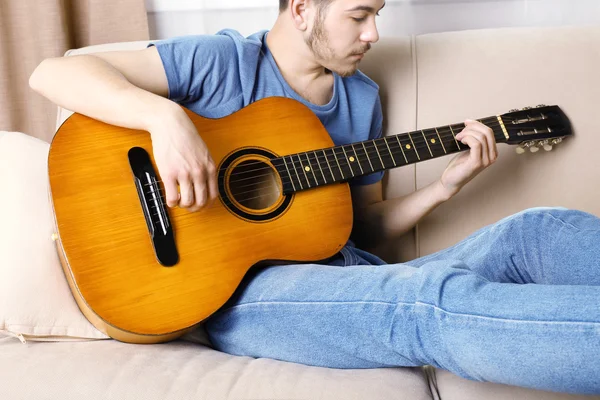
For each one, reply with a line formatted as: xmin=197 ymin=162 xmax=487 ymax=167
xmin=430 ymin=368 xmax=598 ymax=400
xmin=0 ymin=337 xmax=434 ymax=400
xmin=0 ymin=131 xmax=109 ymax=341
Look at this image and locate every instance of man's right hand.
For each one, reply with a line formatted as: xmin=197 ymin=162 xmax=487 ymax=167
xmin=149 ymin=106 xmax=218 ymax=212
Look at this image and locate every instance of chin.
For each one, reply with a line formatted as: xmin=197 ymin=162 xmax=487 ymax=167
xmin=328 ymin=63 xmax=359 ymax=77
xmin=337 ymin=67 xmax=359 ymax=78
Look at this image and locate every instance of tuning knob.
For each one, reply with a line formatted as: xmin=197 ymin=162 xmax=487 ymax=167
xmin=551 ymin=138 xmax=563 ymax=145
xmin=522 ymin=106 xmax=533 ymax=111
xmin=509 ymin=109 xmax=519 ymax=113
xmin=536 ymin=104 xmax=547 ymax=108
xmin=516 ymin=146 xmax=526 ymax=155
xmin=539 ymin=139 xmax=553 ymax=151
xmin=530 ymin=145 xmax=540 ymax=153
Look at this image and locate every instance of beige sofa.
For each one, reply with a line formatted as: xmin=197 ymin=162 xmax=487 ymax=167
xmin=1 ymin=25 xmax=599 ymax=399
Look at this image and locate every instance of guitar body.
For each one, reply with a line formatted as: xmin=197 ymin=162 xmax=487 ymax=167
xmin=49 ymin=97 xmax=353 ymax=344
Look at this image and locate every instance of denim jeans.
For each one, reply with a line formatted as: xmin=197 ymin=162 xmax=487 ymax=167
xmin=204 ymin=207 xmax=600 ymax=395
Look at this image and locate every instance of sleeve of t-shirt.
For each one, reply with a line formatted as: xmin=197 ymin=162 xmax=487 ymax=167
xmin=148 ymin=34 xmax=243 ymax=113
xmin=350 ymin=95 xmax=385 ymax=186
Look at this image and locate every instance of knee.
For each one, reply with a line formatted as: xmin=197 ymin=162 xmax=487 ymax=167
xmin=502 ymin=207 xmax=599 ymax=238
xmin=515 ymin=206 xmax=569 ymax=219
xmin=502 ymin=207 xmax=571 ymax=227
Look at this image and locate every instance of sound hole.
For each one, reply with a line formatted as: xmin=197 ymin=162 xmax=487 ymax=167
xmin=229 ymin=160 xmax=281 ymax=210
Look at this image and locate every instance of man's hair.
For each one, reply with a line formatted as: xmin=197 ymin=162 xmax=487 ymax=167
xmin=279 ymin=0 xmax=333 ymax=13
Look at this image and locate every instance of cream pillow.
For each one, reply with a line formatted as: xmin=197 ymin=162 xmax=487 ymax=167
xmin=0 ymin=131 xmax=109 ymax=342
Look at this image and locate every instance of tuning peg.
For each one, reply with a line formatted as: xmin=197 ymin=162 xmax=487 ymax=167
xmin=551 ymin=138 xmax=563 ymax=145
xmin=522 ymin=106 xmax=533 ymax=111
xmin=509 ymin=109 xmax=519 ymax=113
xmin=536 ymin=104 xmax=547 ymax=108
xmin=530 ymin=145 xmax=540 ymax=153
xmin=516 ymin=146 xmax=526 ymax=155
xmin=540 ymin=140 xmax=553 ymax=151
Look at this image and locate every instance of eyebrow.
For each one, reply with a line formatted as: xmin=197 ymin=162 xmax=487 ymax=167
xmin=346 ymin=2 xmax=386 ymax=13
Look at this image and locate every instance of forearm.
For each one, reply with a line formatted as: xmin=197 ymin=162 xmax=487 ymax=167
xmin=353 ymin=180 xmax=454 ymax=247
xmin=29 ymin=55 xmax=177 ymax=132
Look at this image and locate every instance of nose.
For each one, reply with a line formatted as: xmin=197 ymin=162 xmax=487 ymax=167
xmin=360 ymin=17 xmax=380 ymax=44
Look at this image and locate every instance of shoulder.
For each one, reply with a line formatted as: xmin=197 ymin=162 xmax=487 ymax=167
xmin=151 ymin=29 xmax=265 ymax=55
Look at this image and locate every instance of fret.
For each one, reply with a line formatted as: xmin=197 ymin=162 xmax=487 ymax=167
xmin=393 ymin=135 xmax=409 ymax=164
xmin=322 ymin=149 xmax=337 ymax=182
xmin=434 ymin=128 xmax=448 ymax=154
xmin=422 ymin=128 xmax=446 ymax=158
xmin=360 ymin=142 xmax=375 ymax=172
xmin=372 ymin=139 xmax=386 ymax=169
xmin=341 ymin=145 xmax=356 ymax=177
xmin=382 ymin=137 xmax=397 ymax=167
xmin=435 ymin=126 xmax=459 ymax=153
xmin=313 ymin=150 xmax=328 ymax=185
xmin=383 ymin=135 xmax=404 ymax=166
xmin=332 ymin=148 xmax=345 ymax=180
xmin=302 ymin=152 xmax=320 ymax=187
xmin=285 ymin=155 xmax=303 ymax=190
xmin=273 ymin=158 xmax=294 ymax=193
xmin=374 ymin=139 xmax=397 ymax=169
xmin=406 ymin=132 xmax=420 ymax=161
xmin=448 ymin=125 xmax=462 ymax=150
xmin=420 ymin=130 xmax=434 ymax=158
xmin=295 ymin=154 xmax=311 ymax=188
xmin=395 ymin=134 xmax=419 ymax=164
xmin=363 ymin=140 xmax=384 ymax=171
xmin=333 ymin=147 xmax=353 ymax=180
xmin=350 ymin=144 xmax=364 ymax=174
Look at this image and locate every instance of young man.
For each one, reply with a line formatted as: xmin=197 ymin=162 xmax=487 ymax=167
xmin=30 ymin=0 xmax=600 ymax=394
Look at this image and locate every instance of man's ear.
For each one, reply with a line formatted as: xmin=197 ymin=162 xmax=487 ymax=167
xmin=289 ymin=0 xmax=310 ymax=31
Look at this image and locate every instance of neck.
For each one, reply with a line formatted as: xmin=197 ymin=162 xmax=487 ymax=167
xmin=267 ymin=21 xmax=333 ymax=104
xmin=271 ymin=116 xmax=510 ymax=195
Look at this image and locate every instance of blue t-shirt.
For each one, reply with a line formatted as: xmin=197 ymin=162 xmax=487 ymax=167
xmin=150 ymin=28 xmax=384 ymax=186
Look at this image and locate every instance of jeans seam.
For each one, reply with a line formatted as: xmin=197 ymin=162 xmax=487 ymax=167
xmin=220 ymin=300 xmax=600 ymax=326
xmin=542 ymin=211 xmax=584 ymax=231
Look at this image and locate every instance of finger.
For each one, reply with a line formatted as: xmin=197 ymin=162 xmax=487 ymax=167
xmin=459 ymin=134 xmax=485 ymax=169
xmin=466 ymin=119 xmax=497 ymax=162
xmin=164 ymin=176 xmax=180 ymax=208
xmin=192 ymin=174 xmax=208 ymax=211
xmin=178 ymin=176 xmax=195 ymax=208
xmin=206 ymin=163 xmax=219 ymax=207
xmin=458 ymin=128 xmax=489 ymax=166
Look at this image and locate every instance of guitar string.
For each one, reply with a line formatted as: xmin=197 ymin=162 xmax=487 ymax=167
xmin=140 ymin=119 xmax=563 ymax=204
xmin=143 ymin=118 xmax=555 ymax=188
xmin=143 ymin=119 xmax=560 ymax=192
xmin=143 ymin=126 xmax=555 ymax=212
xmin=142 ymin=125 xmax=532 ymax=207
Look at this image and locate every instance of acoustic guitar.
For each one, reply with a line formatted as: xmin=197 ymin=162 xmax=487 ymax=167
xmin=48 ymin=97 xmax=572 ymax=344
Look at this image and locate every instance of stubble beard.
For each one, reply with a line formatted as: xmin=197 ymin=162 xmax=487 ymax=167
xmin=305 ymin=11 xmax=359 ymax=78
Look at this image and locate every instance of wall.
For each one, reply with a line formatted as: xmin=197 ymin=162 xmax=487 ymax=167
xmin=145 ymin=0 xmax=600 ymax=40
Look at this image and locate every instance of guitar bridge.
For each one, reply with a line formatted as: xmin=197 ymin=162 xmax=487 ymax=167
xmin=128 ymin=147 xmax=179 ymax=267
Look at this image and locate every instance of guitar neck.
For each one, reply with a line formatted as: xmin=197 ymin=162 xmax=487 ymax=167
xmin=272 ymin=115 xmax=508 ymax=195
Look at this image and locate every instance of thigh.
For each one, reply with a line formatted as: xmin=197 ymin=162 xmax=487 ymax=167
xmin=204 ymin=261 xmax=427 ymax=368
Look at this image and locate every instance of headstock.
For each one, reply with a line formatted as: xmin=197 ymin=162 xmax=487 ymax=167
xmin=500 ymin=105 xmax=572 ymax=154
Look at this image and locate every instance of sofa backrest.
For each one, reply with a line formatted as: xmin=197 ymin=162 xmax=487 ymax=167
xmin=56 ymin=25 xmax=600 ymax=263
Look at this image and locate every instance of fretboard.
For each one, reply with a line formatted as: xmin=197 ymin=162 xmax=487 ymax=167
xmin=271 ymin=116 xmax=507 ymax=195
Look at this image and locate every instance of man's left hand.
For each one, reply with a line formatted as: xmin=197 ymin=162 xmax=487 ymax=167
xmin=439 ymin=119 xmax=498 ymax=199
